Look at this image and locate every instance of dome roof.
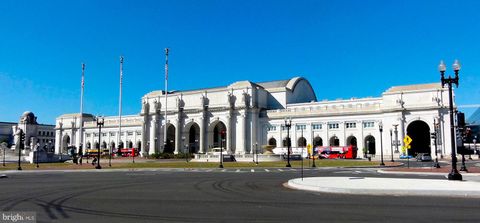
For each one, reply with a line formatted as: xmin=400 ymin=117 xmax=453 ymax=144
xmin=20 ymin=111 xmax=37 ymax=124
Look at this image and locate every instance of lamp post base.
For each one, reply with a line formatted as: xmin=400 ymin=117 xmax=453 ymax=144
xmin=380 ymin=162 xmax=385 ymax=166
xmin=219 ymin=164 xmax=223 ymax=168
xmin=286 ymin=163 xmax=291 ymax=168
xmin=460 ymin=165 xmax=468 ymax=172
xmin=95 ymin=165 xmax=102 ymax=169
xmin=17 ymin=167 xmax=22 ymax=171
xmin=448 ymin=171 xmax=462 ymax=181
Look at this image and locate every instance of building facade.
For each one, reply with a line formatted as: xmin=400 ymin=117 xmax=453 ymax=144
xmin=55 ymin=77 xmax=455 ymax=158
xmin=1 ymin=111 xmax=56 ymax=151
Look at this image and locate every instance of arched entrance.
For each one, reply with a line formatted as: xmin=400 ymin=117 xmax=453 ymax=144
xmin=110 ymin=142 xmax=115 ymax=150
xmin=86 ymin=141 xmax=91 ymax=149
xmin=102 ymin=141 xmax=107 ymax=149
xmin=346 ymin=136 xmax=357 ymax=147
xmin=298 ymin=137 xmax=307 ymax=147
xmin=268 ymin=138 xmax=277 ymax=148
xmin=62 ymin=135 xmax=70 ymax=153
xmin=136 ymin=141 xmax=141 ymax=152
xmin=187 ymin=123 xmax=200 ymax=153
xmin=94 ymin=142 xmax=99 ymax=149
xmin=127 ymin=141 xmax=133 ymax=148
xmin=329 ymin=136 xmax=339 ymax=146
xmin=313 ymin=136 xmax=323 ymax=147
xmin=165 ymin=125 xmax=176 ymax=153
xmin=364 ymin=135 xmax=376 ymax=154
xmin=209 ymin=121 xmax=227 ymax=150
xmin=407 ymin=120 xmax=431 ymax=156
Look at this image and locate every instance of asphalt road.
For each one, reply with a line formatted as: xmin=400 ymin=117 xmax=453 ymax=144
xmin=1 ymin=168 xmax=479 ymax=223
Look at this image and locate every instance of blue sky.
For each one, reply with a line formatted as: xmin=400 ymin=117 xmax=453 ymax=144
xmin=0 ymin=0 xmax=479 ymax=124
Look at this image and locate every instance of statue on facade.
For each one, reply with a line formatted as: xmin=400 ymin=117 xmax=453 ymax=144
xmin=13 ymin=126 xmax=21 ymax=150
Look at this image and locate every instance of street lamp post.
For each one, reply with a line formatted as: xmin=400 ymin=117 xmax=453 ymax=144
xmin=219 ymin=130 xmax=225 ymax=168
xmin=96 ymin=116 xmax=104 ymax=169
xmin=18 ymin=129 xmax=24 ymax=171
xmin=109 ymin=143 xmax=112 ymax=167
xmin=379 ymin=122 xmax=385 ymax=166
xmin=35 ymin=142 xmax=39 ymax=168
xmin=284 ymin=118 xmax=292 ymax=168
xmin=393 ymin=124 xmax=399 ymax=153
xmin=474 ymin=136 xmax=478 ymax=159
xmin=1 ymin=142 xmax=7 ymax=167
xmin=439 ymin=60 xmax=462 ymax=180
xmin=182 ymin=136 xmax=187 ymax=163
xmin=255 ymin=142 xmax=258 ymax=165
xmin=389 ymin=129 xmax=394 ymax=162
xmin=433 ymin=118 xmax=441 ymax=168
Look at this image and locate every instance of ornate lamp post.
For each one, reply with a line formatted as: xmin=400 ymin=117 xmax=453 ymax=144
xmin=390 ymin=129 xmax=394 ymax=162
xmin=219 ymin=130 xmax=225 ymax=168
xmin=1 ymin=142 xmax=7 ymax=167
xmin=284 ymin=117 xmax=292 ymax=168
xmin=439 ymin=60 xmax=462 ymax=180
xmin=182 ymin=136 xmax=187 ymax=163
xmin=379 ymin=122 xmax=385 ymax=166
xmin=35 ymin=142 xmax=40 ymax=168
xmin=433 ymin=118 xmax=441 ymax=168
xmin=255 ymin=142 xmax=259 ymax=165
xmin=393 ymin=124 xmax=399 ymax=153
xmin=474 ymin=136 xmax=478 ymax=159
xmin=96 ymin=116 xmax=104 ymax=169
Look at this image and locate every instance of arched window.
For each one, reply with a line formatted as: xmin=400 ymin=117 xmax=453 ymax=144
xmin=268 ymin=138 xmax=277 ymax=148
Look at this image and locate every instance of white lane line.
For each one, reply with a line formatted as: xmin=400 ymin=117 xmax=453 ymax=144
xmin=251 ymin=169 xmax=255 ymax=172
xmin=236 ymin=169 xmax=241 ymax=172
xmin=265 ymin=169 xmax=270 ymax=172
xmin=221 ymin=169 xmax=227 ymax=172
xmin=278 ymin=169 xmax=284 ymax=172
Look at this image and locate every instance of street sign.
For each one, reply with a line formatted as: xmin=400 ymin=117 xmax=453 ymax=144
xmin=404 ymin=135 xmax=412 ymax=146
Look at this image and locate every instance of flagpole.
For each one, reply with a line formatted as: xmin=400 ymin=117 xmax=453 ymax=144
xmin=79 ymin=63 xmax=85 ymax=155
xmin=164 ymin=48 xmax=169 ymax=153
xmin=117 ymin=56 xmax=124 ymax=166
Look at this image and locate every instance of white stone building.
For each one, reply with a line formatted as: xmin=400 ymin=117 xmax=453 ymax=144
xmin=55 ymin=77 xmax=455 ymax=158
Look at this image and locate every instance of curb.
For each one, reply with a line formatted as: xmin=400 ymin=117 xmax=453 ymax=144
xmin=287 ymin=177 xmax=480 ymax=198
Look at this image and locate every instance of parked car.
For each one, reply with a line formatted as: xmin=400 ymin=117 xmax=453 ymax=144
xmin=416 ymin=153 xmax=432 ymax=162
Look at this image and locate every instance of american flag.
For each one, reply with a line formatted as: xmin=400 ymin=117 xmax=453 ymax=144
xmin=165 ymin=48 xmax=169 ymax=80
xmin=81 ymin=63 xmax=85 ymax=88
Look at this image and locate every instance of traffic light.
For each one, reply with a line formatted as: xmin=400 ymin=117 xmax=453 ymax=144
xmin=19 ymin=130 xmax=25 ymax=150
xmin=457 ymin=112 xmax=466 ymax=128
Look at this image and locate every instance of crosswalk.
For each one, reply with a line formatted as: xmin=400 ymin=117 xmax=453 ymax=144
xmin=172 ymin=168 xmax=318 ymax=173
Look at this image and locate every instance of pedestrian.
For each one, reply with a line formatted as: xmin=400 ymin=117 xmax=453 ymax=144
xmin=92 ymin=157 xmax=97 ymax=166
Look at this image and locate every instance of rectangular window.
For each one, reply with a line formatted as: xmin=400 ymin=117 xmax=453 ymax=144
xmin=267 ymin=125 xmax=277 ymax=131
xmin=296 ymin=124 xmax=306 ymax=130
xmin=86 ymin=133 xmax=91 ymax=137
xmin=346 ymin=122 xmax=357 ymax=129
xmin=102 ymin=133 xmax=107 ymax=137
xmin=127 ymin=132 xmax=133 ymax=136
xmin=363 ymin=121 xmax=375 ymax=128
xmin=136 ymin=131 xmax=142 ymax=136
xmin=328 ymin=123 xmax=339 ymax=129
xmin=312 ymin=124 xmax=322 ymax=130
xmin=110 ymin=132 xmax=115 ymax=136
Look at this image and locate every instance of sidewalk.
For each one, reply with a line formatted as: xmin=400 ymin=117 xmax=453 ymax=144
xmin=287 ymin=176 xmax=480 ymax=198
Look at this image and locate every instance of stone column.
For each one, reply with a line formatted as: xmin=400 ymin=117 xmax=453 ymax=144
xmin=199 ymin=116 xmax=205 ymax=153
xmin=55 ymin=130 xmax=61 ymax=154
xmin=226 ymin=112 xmax=232 ymax=154
xmin=237 ymin=111 xmax=247 ymax=154
xmin=251 ymin=109 xmax=258 ymax=153
xmin=174 ymin=118 xmax=181 ymax=154
xmin=141 ymin=119 xmax=146 ymax=156
xmin=149 ymin=116 xmax=157 ymax=155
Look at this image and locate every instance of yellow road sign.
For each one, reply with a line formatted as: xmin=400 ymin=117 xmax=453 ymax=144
xmin=403 ymin=135 xmax=412 ymax=146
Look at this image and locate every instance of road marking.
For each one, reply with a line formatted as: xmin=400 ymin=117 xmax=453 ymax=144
xmin=265 ymin=169 xmax=270 ymax=172
xmin=278 ymin=169 xmax=284 ymax=172
xmin=251 ymin=169 xmax=255 ymax=172
xmin=236 ymin=169 xmax=240 ymax=172
xmin=221 ymin=169 xmax=226 ymax=172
